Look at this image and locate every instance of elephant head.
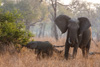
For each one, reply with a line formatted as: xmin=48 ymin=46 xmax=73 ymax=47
xmin=25 ymin=41 xmax=38 ymax=49
xmin=55 ymin=15 xmax=91 ymax=45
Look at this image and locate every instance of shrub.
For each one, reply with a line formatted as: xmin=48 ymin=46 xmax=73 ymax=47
xmin=0 ymin=10 xmax=34 ymax=46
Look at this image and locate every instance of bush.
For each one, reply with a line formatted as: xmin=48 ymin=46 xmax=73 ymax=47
xmin=0 ymin=10 xmax=34 ymax=45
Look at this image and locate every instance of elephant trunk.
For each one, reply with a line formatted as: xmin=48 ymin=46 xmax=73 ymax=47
xmin=68 ymin=29 xmax=79 ymax=45
xmin=68 ymin=37 xmax=78 ymax=45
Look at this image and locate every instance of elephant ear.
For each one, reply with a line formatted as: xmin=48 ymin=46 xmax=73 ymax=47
xmin=78 ymin=17 xmax=91 ymax=34
xmin=54 ymin=15 xmax=71 ymax=33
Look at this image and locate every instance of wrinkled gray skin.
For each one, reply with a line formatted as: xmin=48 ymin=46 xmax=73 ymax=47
xmin=25 ymin=41 xmax=63 ymax=59
xmin=55 ymin=15 xmax=92 ymax=60
xmin=25 ymin=41 xmax=53 ymax=59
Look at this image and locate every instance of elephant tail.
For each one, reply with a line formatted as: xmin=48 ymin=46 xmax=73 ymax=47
xmin=92 ymin=38 xmax=98 ymax=47
xmin=53 ymin=45 xmax=65 ymax=47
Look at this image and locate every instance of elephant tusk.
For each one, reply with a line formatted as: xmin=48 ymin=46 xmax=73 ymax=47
xmin=76 ymin=38 xmax=78 ymax=43
xmin=79 ymin=34 xmax=82 ymax=36
xmin=68 ymin=38 xmax=72 ymax=44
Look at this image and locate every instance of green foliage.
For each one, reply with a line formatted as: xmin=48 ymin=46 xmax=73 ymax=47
xmin=0 ymin=10 xmax=34 ymax=45
xmin=0 ymin=0 xmax=49 ymax=31
xmin=0 ymin=9 xmax=22 ymax=22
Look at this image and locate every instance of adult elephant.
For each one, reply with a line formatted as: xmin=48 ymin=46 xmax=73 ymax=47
xmin=54 ymin=15 xmax=92 ymax=60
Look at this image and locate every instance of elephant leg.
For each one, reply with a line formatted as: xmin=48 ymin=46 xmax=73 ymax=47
xmin=49 ymin=50 xmax=53 ymax=57
xmin=72 ymin=45 xmax=78 ymax=58
xmin=86 ymin=40 xmax=91 ymax=58
xmin=44 ymin=50 xmax=48 ymax=58
xmin=65 ymin=42 xmax=70 ymax=60
xmin=47 ymin=51 xmax=50 ymax=58
xmin=35 ymin=49 xmax=38 ymax=54
xmin=41 ymin=50 xmax=47 ymax=58
xmin=41 ymin=51 xmax=45 ymax=58
xmin=82 ymin=48 xmax=86 ymax=58
xmin=42 ymin=53 xmax=46 ymax=58
xmin=42 ymin=50 xmax=49 ymax=58
xmin=36 ymin=49 xmax=41 ymax=59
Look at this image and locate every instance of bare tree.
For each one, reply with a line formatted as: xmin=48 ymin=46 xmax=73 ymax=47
xmin=38 ymin=23 xmax=46 ymax=37
xmin=48 ymin=0 xmax=58 ymax=40
xmin=95 ymin=5 xmax=100 ymax=41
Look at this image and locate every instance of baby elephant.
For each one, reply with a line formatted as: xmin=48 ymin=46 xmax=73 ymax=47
xmin=25 ymin=41 xmax=54 ymax=59
xmin=24 ymin=41 xmax=64 ymax=59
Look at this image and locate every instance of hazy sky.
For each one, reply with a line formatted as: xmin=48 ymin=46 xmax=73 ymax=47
xmin=60 ymin=0 xmax=100 ymax=5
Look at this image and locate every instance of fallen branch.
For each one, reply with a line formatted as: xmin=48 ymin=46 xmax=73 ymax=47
xmin=92 ymin=38 xmax=98 ymax=47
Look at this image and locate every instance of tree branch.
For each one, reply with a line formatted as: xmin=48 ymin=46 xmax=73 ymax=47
xmin=29 ymin=17 xmax=44 ymax=26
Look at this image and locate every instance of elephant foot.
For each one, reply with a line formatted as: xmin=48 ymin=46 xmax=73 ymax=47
xmin=64 ymin=56 xmax=69 ymax=60
xmin=65 ymin=58 xmax=69 ymax=60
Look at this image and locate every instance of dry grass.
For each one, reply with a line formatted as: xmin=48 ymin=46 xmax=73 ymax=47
xmin=0 ymin=37 xmax=100 ymax=67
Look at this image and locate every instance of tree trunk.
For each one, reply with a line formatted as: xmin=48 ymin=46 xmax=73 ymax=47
xmin=97 ymin=27 xmax=100 ymax=42
xmin=26 ymin=25 xmax=30 ymax=30
xmin=97 ymin=33 xmax=100 ymax=42
xmin=38 ymin=23 xmax=43 ymax=37
xmin=38 ymin=23 xmax=46 ymax=37
xmin=42 ymin=23 xmax=46 ymax=37
xmin=51 ymin=21 xmax=58 ymax=40
xmin=50 ymin=0 xmax=58 ymax=40
xmin=25 ymin=20 xmax=31 ymax=30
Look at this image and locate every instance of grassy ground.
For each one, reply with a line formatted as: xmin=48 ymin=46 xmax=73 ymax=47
xmin=0 ymin=37 xmax=100 ymax=67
